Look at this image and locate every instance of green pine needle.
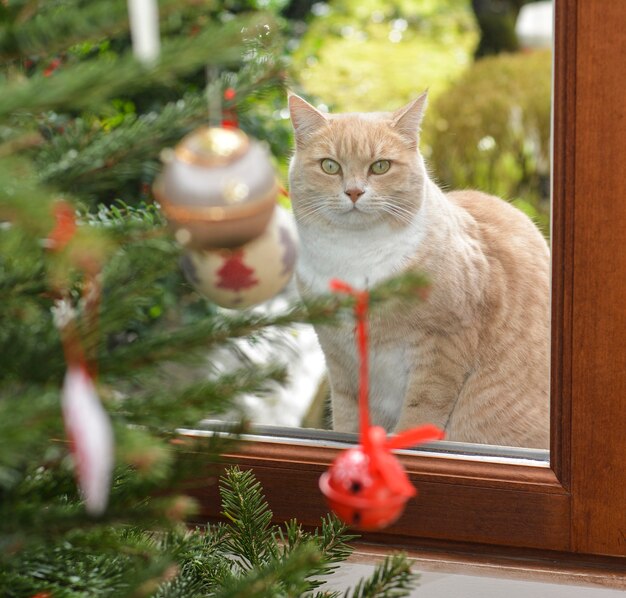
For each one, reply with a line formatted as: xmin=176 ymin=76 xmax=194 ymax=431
xmin=1 ymin=0 xmax=214 ymax=60
xmin=219 ymin=466 xmax=278 ymax=570
xmin=0 ymin=13 xmax=277 ymax=119
xmin=116 ymin=365 xmax=288 ymax=429
xmin=344 ymin=554 xmax=420 ymax=598
xmin=214 ymin=542 xmax=323 ymax=598
xmin=37 ymin=68 xmax=285 ymax=200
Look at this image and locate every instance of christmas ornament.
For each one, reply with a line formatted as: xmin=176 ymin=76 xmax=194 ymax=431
xmin=128 ymin=0 xmax=160 ymax=65
xmin=47 ymin=202 xmax=114 ymax=516
xmin=180 ymin=205 xmax=298 ymax=308
xmin=319 ymin=280 xmax=444 ymax=530
xmin=153 ymin=126 xmax=279 ymax=250
xmin=61 ymin=365 xmax=114 ymax=516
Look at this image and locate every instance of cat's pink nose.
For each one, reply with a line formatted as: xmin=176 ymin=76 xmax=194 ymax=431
xmin=345 ymin=188 xmax=365 ymax=203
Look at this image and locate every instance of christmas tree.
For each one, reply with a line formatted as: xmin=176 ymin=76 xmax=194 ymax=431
xmin=0 ymin=1 xmax=423 ymax=595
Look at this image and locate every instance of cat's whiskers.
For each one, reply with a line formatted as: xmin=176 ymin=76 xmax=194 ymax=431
xmin=376 ymin=199 xmax=416 ymax=226
xmin=296 ymin=200 xmax=331 ymax=224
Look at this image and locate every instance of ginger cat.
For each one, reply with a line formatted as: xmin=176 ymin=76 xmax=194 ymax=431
xmin=288 ymin=93 xmax=550 ymax=448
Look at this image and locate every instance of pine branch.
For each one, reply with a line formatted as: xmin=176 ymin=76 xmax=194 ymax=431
xmin=183 ymin=523 xmax=234 ymax=591
xmin=0 ymin=130 xmax=44 ymax=157
xmin=1 ymin=460 xmax=417 ymax=596
xmin=310 ymin=514 xmax=359 ymax=577
xmin=219 ymin=466 xmax=278 ymax=571
xmin=156 ymin=525 xmax=228 ymax=575
xmin=97 ymin=270 xmax=430 ymax=375
xmin=0 ymin=526 xmax=183 ymax=597
xmin=115 ymin=364 xmax=288 ymax=429
xmin=146 ymin=527 xmax=234 ymax=598
xmin=0 ymin=433 xmax=232 ymax=544
xmin=0 ymin=156 xmax=54 ymax=234
xmin=36 ymin=61 xmax=285 ymax=200
xmin=0 ymin=386 xmax=62 ymax=492
xmin=97 ymin=303 xmax=317 ymax=375
xmin=0 ymin=0 xmax=215 ymax=60
xmin=216 ymin=469 xmax=362 ymax=596
xmin=0 ymin=13 xmax=277 ymax=119
xmin=85 ymin=200 xmax=167 ymax=242
xmin=212 ymin=542 xmax=323 ymax=598
xmin=314 ymin=514 xmax=359 ymax=563
xmin=150 ymin=572 xmax=206 ymax=598
xmin=0 ymin=224 xmax=63 ymax=384
xmin=344 ymin=554 xmax=420 ymax=598
xmin=276 ymin=515 xmax=358 ymax=592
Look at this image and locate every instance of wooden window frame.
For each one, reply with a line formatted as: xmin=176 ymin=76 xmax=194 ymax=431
xmin=187 ymin=0 xmax=626 ymax=568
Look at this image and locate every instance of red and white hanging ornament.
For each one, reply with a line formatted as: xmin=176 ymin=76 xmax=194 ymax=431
xmin=128 ymin=0 xmax=160 ymax=66
xmin=319 ymin=280 xmax=444 ymax=530
xmin=49 ymin=202 xmax=114 ymax=517
xmin=61 ymin=364 xmax=114 ymax=516
xmin=139 ymin=0 xmax=298 ymax=309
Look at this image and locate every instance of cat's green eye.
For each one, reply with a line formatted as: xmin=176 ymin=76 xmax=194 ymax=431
xmin=321 ymin=158 xmax=341 ymax=175
xmin=370 ymin=159 xmax=391 ymax=175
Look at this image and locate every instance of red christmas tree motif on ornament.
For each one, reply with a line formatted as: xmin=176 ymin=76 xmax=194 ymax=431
xmin=216 ymin=250 xmax=259 ymax=293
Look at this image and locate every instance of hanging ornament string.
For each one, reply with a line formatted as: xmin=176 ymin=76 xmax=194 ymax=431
xmin=206 ymin=65 xmax=222 ymax=127
xmin=320 ymin=278 xmax=444 ymax=530
xmin=205 ymin=65 xmax=239 ymax=128
xmin=329 ymin=279 xmax=371 ymax=449
xmin=48 ymin=201 xmax=99 ymax=378
xmin=328 ymin=279 xmax=444 ymax=454
xmin=47 ymin=201 xmax=114 ymax=516
xmin=221 ymin=87 xmax=238 ymax=129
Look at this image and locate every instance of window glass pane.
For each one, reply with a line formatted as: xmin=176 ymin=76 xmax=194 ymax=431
xmin=205 ymin=0 xmax=553 ymax=456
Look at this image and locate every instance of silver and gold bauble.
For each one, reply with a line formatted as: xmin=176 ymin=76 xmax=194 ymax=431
xmin=180 ymin=206 xmax=298 ymax=309
xmin=154 ymin=127 xmax=278 ymax=249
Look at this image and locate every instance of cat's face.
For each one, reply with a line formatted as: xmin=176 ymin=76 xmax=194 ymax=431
xmin=288 ymin=94 xmax=428 ymax=231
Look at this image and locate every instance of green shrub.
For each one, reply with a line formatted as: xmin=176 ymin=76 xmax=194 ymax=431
xmin=423 ymin=49 xmax=551 ymax=236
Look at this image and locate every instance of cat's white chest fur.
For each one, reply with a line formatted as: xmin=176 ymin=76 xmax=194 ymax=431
xmin=367 ymin=343 xmax=410 ymax=429
xmin=296 ymin=217 xmax=424 ymax=294
xmin=297 ymin=217 xmax=424 ymax=430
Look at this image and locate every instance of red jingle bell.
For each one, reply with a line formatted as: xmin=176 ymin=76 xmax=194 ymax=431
xmin=319 ymin=279 xmax=444 ymax=530
xmin=320 ymin=439 xmax=409 ymax=529
xmin=320 ymin=424 xmax=443 ymax=530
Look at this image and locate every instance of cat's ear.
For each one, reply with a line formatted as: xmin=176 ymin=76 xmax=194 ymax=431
xmin=391 ymin=91 xmax=428 ymax=148
xmin=288 ymin=93 xmax=328 ymax=147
